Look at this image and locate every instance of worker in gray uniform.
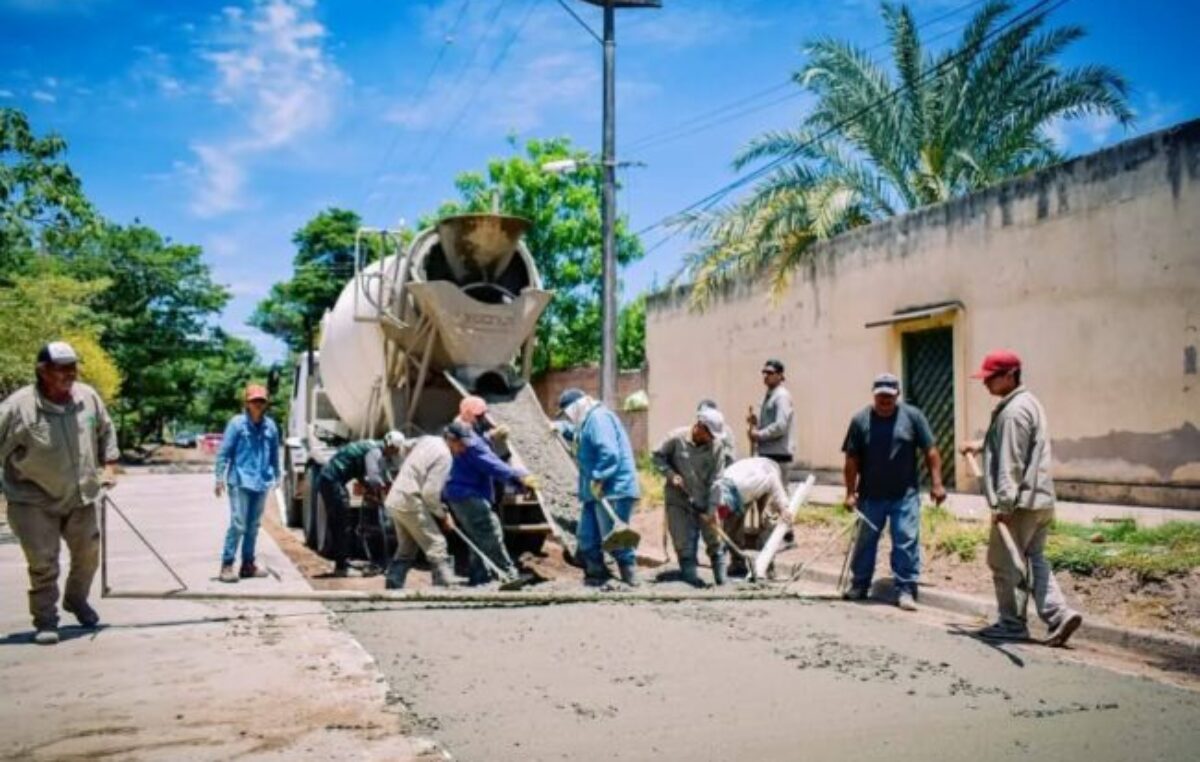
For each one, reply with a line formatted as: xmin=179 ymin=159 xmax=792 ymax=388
xmin=698 ymin=399 xmax=736 ymax=467
xmin=746 ymin=358 xmax=794 ymax=469
xmin=963 ymin=350 xmax=1084 ymax=646
xmin=652 ymin=408 xmax=728 ymax=587
xmin=0 ymin=341 xmax=119 ymax=645
xmin=383 ymin=434 xmax=461 ymax=589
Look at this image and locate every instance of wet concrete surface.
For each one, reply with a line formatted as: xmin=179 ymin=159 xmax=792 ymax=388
xmin=338 ymin=595 xmax=1200 ymax=762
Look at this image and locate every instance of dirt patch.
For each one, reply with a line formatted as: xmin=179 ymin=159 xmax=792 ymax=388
xmin=780 ymin=515 xmax=1200 ymax=638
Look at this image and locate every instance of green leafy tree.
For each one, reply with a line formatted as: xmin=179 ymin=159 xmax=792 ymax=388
xmin=58 ymin=223 xmax=231 ymax=446
xmin=427 ymin=136 xmax=644 ymax=372
xmin=0 ymin=266 xmax=120 ymax=400
xmin=617 ymin=295 xmax=646 ymax=370
xmin=685 ymin=1 xmax=1132 ymax=302
xmin=180 ymin=330 xmax=270 ymax=433
xmin=251 ymin=208 xmax=388 ymax=353
xmin=0 ymin=107 xmax=96 ymax=276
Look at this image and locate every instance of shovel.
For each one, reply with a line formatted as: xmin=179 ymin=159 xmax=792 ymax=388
xmin=685 ymin=498 xmax=759 ymax=583
xmin=965 ymin=453 xmax=1028 ymax=587
xmin=451 ymin=526 xmax=527 ymax=592
xmin=597 ymin=496 xmax=641 ymax=553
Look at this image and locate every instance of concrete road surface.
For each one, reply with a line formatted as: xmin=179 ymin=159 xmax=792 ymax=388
xmin=339 ymin=592 xmax=1200 ymax=762
xmin=0 ymin=472 xmax=439 ymax=761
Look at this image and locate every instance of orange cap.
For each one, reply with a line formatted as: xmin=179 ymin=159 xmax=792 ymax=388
xmin=244 ymin=384 xmax=269 ymax=402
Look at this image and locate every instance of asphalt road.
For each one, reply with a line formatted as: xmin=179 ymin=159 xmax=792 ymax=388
xmin=338 ymin=592 xmax=1200 ymax=762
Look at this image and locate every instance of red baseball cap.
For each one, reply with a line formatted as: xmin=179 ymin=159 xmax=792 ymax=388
xmin=244 ymin=384 xmax=269 ymax=402
xmin=970 ymin=350 xmax=1022 ymax=379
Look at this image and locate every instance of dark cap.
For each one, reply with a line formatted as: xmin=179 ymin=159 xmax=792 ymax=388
xmin=37 ymin=341 xmax=79 ymax=366
xmin=557 ymin=387 xmax=586 ymax=411
xmin=443 ymin=421 xmax=473 ymax=441
xmin=762 ymin=358 xmax=784 ymax=374
xmin=872 ymin=372 xmax=900 ymax=396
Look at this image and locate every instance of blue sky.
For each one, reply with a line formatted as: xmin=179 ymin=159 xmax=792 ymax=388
xmin=2 ymin=0 xmax=1196 ymax=363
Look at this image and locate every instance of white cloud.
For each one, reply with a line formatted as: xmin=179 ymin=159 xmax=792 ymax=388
xmin=181 ymin=0 xmax=345 ymax=217
xmin=31 ymin=90 xmax=56 ymax=103
xmin=0 ymin=89 xmax=12 ymax=98
xmin=42 ymin=76 xmax=58 ymax=88
xmin=185 ymin=143 xmax=247 ymax=218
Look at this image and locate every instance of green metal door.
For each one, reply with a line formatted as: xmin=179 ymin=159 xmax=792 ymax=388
xmin=902 ymin=327 xmax=956 ymax=489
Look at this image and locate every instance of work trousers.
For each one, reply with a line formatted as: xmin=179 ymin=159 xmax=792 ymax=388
xmin=988 ymin=508 xmax=1070 ymax=630
xmin=848 ymin=492 xmax=921 ymax=596
xmin=318 ymin=475 xmax=351 ymax=567
xmin=7 ymin=500 xmax=99 ymax=630
xmin=665 ymin=499 xmax=721 ymax=564
xmin=448 ymin=497 xmax=516 ymax=585
xmin=389 ymin=493 xmax=450 ymax=565
xmin=221 ymin=486 xmax=267 ymax=566
xmin=578 ymin=497 xmax=638 ymax=568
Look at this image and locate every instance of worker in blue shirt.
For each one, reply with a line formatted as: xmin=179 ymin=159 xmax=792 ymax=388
xmin=214 ymin=383 xmax=280 ymax=583
xmin=557 ymin=388 xmax=641 ymax=587
xmin=442 ymin=421 xmax=537 ymax=586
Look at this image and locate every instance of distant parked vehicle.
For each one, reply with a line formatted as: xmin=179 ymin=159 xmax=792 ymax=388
xmin=173 ymin=431 xmax=199 ymax=448
xmin=199 ymin=433 xmax=224 ymax=455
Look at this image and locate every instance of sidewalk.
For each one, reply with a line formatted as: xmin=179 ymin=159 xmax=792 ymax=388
xmin=0 ymin=472 xmax=444 ymax=761
xmin=803 ymin=483 xmax=1199 ymax=526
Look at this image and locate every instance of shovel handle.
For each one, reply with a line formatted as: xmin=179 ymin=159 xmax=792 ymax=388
xmin=451 ymin=526 xmax=514 ymax=583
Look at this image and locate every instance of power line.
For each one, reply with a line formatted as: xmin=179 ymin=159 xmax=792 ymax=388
xmin=553 ymin=0 xmax=602 ymax=44
xmin=622 ymin=0 xmax=993 ymax=156
xmin=634 ymin=0 xmax=1066 ymax=240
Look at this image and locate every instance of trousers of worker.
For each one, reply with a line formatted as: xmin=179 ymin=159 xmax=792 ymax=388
xmin=665 ymin=498 xmax=722 ymax=563
xmin=388 ymin=493 xmax=450 ymax=565
xmin=577 ymin=497 xmax=638 ymax=568
xmin=448 ymin=497 xmax=516 ymax=584
xmin=7 ymin=500 xmax=99 ymax=630
xmin=988 ymin=508 xmax=1070 ymax=630
xmin=723 ymin=497 xmax=779 ymax=552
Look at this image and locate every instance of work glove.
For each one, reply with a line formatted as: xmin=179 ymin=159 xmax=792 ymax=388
xmin=520 ymin=474 xmax=541 ymax=491
xmin=590 ymin=480 xmax=604 ymax=501
xmin=489 ymin=425 xmax=510 ymax=444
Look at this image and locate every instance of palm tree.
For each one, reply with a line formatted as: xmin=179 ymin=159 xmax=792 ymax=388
xmin=683 ymin=1 xmax=1132 ymax=304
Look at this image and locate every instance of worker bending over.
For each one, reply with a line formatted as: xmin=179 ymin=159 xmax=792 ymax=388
xmin=316 ymin=432 xmax=404 ymax=576
xmin=652 ymin=408 xmax=728 ymax=586
xmin=383 ymin=434 xmax=462 ymax=589
xmin=706 ymin=456 xmax=789 ymax=578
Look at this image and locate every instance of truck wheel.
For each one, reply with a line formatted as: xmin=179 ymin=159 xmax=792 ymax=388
xmin=303 ymin=465 xmax=320 ymax=549
xmin=284 ymin=454 xmax=304 ymax=528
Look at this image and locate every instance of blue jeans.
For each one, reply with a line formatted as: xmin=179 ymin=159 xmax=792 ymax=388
xmin=578 ymin=497 xmax=637 ymax=567
xmin=222 ymin=487 xmax=267 ymax=566
xmin=849 ymin=491 xmax=921 ymax=595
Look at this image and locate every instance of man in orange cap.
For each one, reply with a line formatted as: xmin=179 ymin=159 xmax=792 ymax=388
xmin=214 ymin=383 xmax=281 ymax=583
xmin=963 ymin=350 xmax=1083 ymax=646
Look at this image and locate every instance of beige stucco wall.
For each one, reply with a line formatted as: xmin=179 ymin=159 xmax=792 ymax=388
xmin=646 ymin=120 xmax=1200 ymax=508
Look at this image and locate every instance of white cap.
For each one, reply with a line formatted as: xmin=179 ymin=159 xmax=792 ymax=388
xmin=696 ymin=408 xmax=726 ymax=436
xmin=37 ymin=341 xmax=79 ymax=365
xmin=383 ymin=430 xmax=406 ymax=449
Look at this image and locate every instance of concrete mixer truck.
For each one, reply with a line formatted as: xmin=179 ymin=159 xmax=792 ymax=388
xmin=281 ymin=214 xmax=580 ymax=566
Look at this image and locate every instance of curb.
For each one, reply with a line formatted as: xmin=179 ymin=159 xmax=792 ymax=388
xmin=794 ymin=563 xmax=1200 ymax=666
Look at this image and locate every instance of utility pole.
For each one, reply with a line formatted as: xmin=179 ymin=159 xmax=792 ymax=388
xmin=582 ymin=0 xmax=660 ymax=408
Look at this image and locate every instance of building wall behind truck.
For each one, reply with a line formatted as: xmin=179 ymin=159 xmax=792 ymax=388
xmin=532 ymin=367 xmax=649 ymax=454
xmin=646 ymin=120 xmax=1200 ymax=509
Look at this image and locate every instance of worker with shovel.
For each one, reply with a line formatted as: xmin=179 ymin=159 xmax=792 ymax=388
xmin=383 ymin=434 xmax=463 ymax=590
xmin=652 ymin=408 xmax=728 ymax=587
xmin=963 ymin=350 xmax=1083 ymax=646
xmin=840 ymin=373 xmax=945 ymax=611
xmin=443 ymin=421 xmax=537 ymax=587
xmin=558 ymin=388 xmax=642 ymax=588
xmin=705 ymin=457 xmax=791 ymax=579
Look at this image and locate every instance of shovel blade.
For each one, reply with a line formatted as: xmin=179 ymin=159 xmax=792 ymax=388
xmin=602 ymin=526 xmax=641 ymax=553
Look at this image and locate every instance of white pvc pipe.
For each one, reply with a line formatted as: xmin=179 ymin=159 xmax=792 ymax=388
xmin=755 ymin=474 xmax=816 ymax=579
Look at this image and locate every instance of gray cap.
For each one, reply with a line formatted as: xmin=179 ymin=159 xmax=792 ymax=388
xmin=558 ymin=387 xmax=586 ymax=411
xmin=37 ymin=341 xmax=79 ymax=366
xmin=443 ymin=421 xmax=473 ymax=441
xmin=872 ymin=372 xmax=900 ymax=396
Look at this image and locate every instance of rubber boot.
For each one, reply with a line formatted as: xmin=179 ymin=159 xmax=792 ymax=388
xmin=385 ymin=560 xmax=410 ymax=590
xmin=679 ymin=559 xmax=706 ymax=588
xmin=431 ymin=560 xmax=463 ymax=587
xmin=617 ymin=561 xmax=640 ymax=588
xmin=584 ymin=558 xmax=609 ymax=587
xmin=709 ymin=551 xmax=728 ymax=586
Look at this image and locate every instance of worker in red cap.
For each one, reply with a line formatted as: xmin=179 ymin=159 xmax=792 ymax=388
xmin=214 ymin=383 xmax=281 ymax=583
xmin=962 ymin=350 xmax=1083 ymax=646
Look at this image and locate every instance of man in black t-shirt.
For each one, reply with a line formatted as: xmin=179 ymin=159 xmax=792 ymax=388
xmin=841 ymin=373 xmax=946 ymax=611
